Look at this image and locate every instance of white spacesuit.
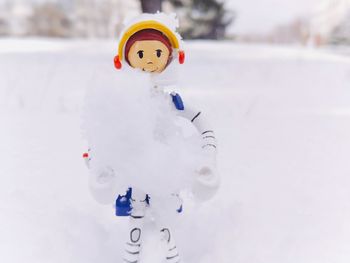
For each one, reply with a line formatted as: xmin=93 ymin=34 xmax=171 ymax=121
xmin=83 ymin=13 xmax=219 ymax=263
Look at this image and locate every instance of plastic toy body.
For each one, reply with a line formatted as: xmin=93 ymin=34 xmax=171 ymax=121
xmin=115 ymin=188 xmax=133 ymax=216
xmin=85 ymin=13 xmax=219 ymax=263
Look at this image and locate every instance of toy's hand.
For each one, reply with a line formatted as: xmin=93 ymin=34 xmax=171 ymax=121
xmin=192 ymin=149 xmax=220 ymax=202
xmin=83 ymin=149 xmax=115 ymax=184
xmin=95 ymin=166 xmax=115 ymax=184
xmin=89 ymin=166 xmax=118 ymax=205
xmin=83 ymin=148 xmax=119 ymax=205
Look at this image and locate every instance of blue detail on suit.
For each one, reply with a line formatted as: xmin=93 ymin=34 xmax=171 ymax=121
xmin=171 ymin=93 xmax=184 ymax=111
xmin=115 ymin=188 xmax=132 ymax=216
xmin=115 ymin=188 xmax=182 ymax=216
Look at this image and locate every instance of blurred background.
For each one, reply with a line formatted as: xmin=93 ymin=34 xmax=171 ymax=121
xmin=0 ymin=0 xmax=350 ymax=46
xmin=1 ymin=1 xmax=350 ymax=263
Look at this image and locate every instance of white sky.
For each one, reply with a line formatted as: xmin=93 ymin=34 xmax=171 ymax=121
xmin=226 ymin=0 xmax=321 ymax=34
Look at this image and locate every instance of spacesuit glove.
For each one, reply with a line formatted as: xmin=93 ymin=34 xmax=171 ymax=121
xmin=192 ymin=148 xmax=220 ymax=202
xmin=89 ymin=166 xmax=118 ymax=205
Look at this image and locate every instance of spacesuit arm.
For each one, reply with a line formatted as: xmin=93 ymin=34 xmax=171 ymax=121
xmin=171 ymin=92 xmax=220 ymax=201
xmin=179 ymin=105 xmax=217 ymax=151
xmin=83 ymin=149 xmax=119 ymax=205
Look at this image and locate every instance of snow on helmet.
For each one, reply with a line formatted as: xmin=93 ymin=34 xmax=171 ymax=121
xmin=114 ymin=13 xmax=185 ymax=70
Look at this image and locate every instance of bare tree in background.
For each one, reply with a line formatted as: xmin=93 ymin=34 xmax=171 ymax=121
xmin=0 ymin=19 xmax=8 ymax=36
xmin=140 ymin=0 xmax=163 ymax=13
xmin=166 ymin=0 xmax=235 ymax=39
xmin=29 ymin=3 xmax=71 ymax=37
xmin=329 ymin=11 xmax=350 ymax=45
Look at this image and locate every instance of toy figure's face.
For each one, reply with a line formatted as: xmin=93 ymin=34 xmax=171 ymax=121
xmin=128 ymin=40 xmax=170 ymax=73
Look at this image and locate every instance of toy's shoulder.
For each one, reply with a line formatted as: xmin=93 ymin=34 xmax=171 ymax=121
xmin=170 ymin=91 xmax=184 ymax=111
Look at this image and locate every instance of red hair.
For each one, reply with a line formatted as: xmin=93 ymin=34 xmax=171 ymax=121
xmin=124 ymin=29 xmax=173 ymax=65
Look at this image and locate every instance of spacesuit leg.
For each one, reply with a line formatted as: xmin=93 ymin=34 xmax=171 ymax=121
xmin=123 ymin=217 xmax=144 ymax=263
xmin=161 ymin=227 xmax=181 ymax=263
xmin=123 ymin=190 xmax=148 ymax=263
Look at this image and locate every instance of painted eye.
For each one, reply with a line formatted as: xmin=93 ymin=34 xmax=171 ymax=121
xmin=156 ymin=49 xmax=162 ymax=58
xmin=137 ymin=50 xmax=144 ymax=59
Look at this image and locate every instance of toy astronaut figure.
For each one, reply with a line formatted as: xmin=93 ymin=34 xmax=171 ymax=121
xmin=83 ymin=13 xmax=219 ymax=263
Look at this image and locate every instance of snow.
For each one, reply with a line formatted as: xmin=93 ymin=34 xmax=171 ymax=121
xmin=82 ymin=66 xmax=202 ymax=198
xmin=1 ymin=38 xmax=350 ymax=263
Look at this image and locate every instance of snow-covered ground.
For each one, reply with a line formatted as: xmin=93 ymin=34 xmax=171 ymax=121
xmin=1 ymin=39 xmax=350 ymax=263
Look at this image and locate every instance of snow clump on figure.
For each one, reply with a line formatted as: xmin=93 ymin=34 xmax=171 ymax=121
xmin=82 ymin=67 xmax=202 ymax=199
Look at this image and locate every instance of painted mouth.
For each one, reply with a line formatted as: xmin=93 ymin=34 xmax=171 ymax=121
xmin=142 ymin=67 xmax=158 ymax=73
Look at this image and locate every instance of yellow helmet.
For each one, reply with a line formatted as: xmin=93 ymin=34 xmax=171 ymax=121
xmin=114 ymin=15 xmax=185 ymax=70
